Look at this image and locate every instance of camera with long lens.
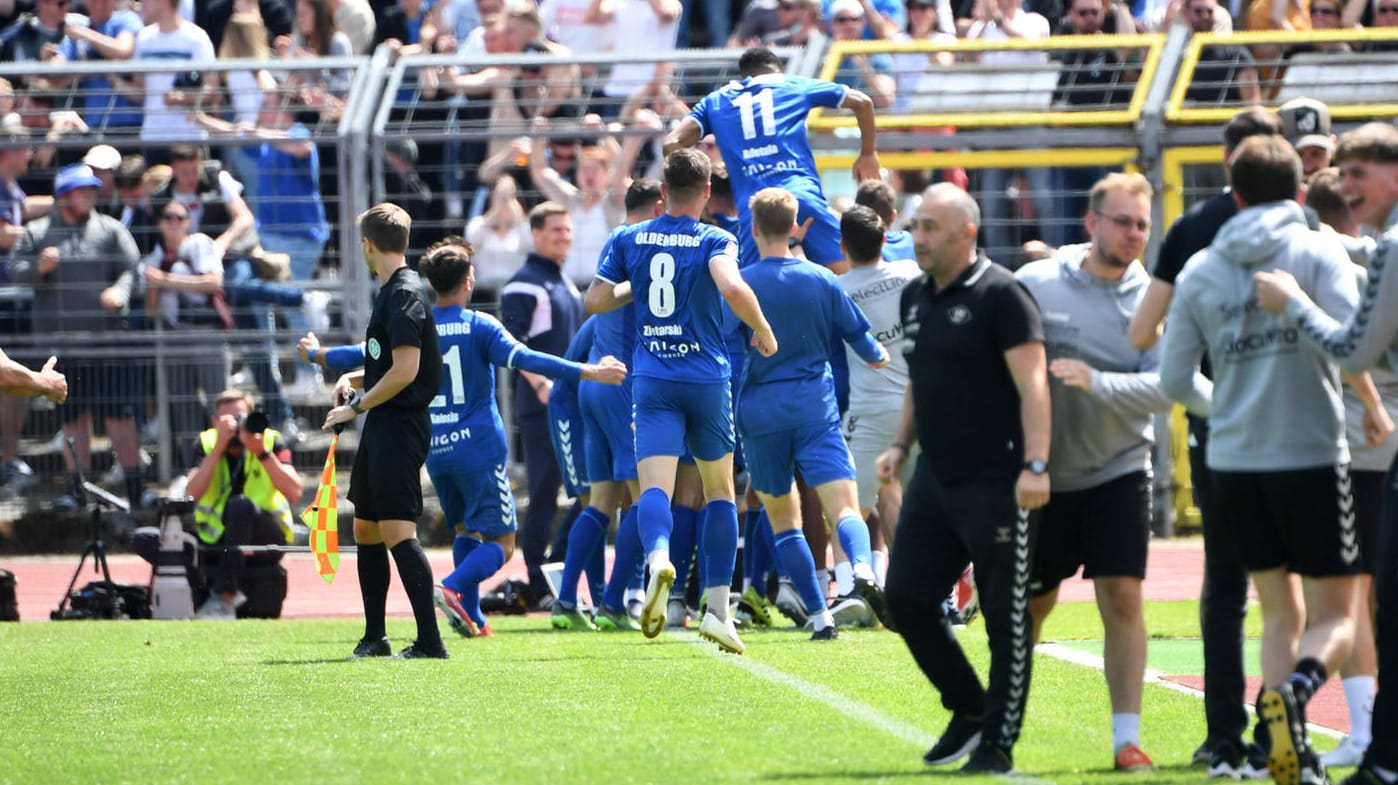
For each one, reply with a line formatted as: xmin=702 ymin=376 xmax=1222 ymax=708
xmin=237 ymin=410 xmax=270 ymax=434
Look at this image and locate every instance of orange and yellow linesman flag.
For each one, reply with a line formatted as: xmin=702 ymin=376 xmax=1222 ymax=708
xmin=302 ymin=432 xmax=340 ymax=583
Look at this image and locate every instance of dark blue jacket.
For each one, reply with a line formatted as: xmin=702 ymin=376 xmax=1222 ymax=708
xmin=499 ymin=252 xmax=583 ymax=419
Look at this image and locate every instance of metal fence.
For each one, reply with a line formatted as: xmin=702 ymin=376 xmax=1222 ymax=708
xmin=2 ymin=27 xmax=1398 ymax=522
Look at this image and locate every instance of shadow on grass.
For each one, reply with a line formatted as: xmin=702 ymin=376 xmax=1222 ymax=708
xmin=262 ymin=657 xmax=372 ymax=666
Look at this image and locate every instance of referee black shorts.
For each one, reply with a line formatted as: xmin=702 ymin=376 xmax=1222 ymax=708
xmin=1030 ymin=470 xmax=1151 ymax=596
xmin=348 ymin=407 xmax=430 ymax=523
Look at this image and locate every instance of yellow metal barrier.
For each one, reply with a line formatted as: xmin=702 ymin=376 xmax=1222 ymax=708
xmin=1166 ymin=28 xmax=1398 ymax=124
xmin=807 ymin=34 xmax=1166 ymax=131
xmin=813 ymin=148 xmax=1140 ymax=173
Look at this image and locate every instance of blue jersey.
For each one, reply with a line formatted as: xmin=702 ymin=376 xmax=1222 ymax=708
xmin=688 ymin=74 xmax=846 ymax=219
xmin=595 ymin=213 xmax=739 ymax=384
xmin=551 ymin=317 xmax=597 ymax=427
xmin=428 ymin=305 xmax=583 ymax=473
xmin=737 ymin=256 xmax=884 ymax=437
xmin=589 ymin=229 xmax=637 ymax=390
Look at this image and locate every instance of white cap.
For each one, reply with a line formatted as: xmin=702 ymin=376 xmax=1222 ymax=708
xmin=82 ymin=144 xmax=121 ymax=172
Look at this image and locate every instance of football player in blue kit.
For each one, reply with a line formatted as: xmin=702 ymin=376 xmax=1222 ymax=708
xmin=585 ymin=149 xmax=777 ymax=654
xmin=664 ymin=46 xmax=880 ymax=272
xmin=552 ymin=179 xmax=666 ymax=632
xmin=738 ymin=188 xmax=891 ymax=640
xmin=413 ymin=238 xmax=628 ymax=637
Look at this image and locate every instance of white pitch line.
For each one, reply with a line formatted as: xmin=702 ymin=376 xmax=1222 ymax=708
xmin=1036 ymin=642 xmax=1344 ymax=741
xmin=677 ymin=631 xmax=1056 ymax=785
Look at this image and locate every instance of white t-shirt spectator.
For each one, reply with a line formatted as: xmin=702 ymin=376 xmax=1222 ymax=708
xmin=601 ymin=0 xmax=679 ymax=98
xmin=144 ymin=232 xmax=222 ymax=327
xmin=135 ymin=21 xmax=217 ymax=141
xmin=466 ymin=214 xmax=534 ymax=294
xmin=171 ymin=171 xmax=244 ymax=236
xmin=966 ymin=11 xmax=1051 ymax=65
xmin=541 ymin=0 xmax=607 ymax=55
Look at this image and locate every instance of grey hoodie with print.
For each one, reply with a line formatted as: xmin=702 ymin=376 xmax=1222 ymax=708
xmin=1158 ymin=200 xmax=1358 ymax=472
xmin=1017 ymin=244 xmax=1211 ymax=491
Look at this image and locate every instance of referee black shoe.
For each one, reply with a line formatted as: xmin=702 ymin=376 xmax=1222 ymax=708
xmin=394 ymin=640 xmax=450 ymax=659
xmin=808 ymin=624 xmax=838 ymax=641
xmin=922 ymin=713 xmax=983 ymax=766
xmin=350 ymin=636 xmax=391 ymax=658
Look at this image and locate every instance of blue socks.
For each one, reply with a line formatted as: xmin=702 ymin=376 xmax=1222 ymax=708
xmin=443 ymin=540 xmax=506 ymax=628
xmin=760 ymin=508 xmax=786 ymax=579
xmin=452 ymin=533 xmax=478 ymax=567
xmin=604 ymin=505 xmax=642 ymax=611
xmin=744 ymin=507 xmax=774 ymax=586
xmin=774 ymin=528 xmax=828 ymax=612
xmin=638 ymin=487 xmax=674 ymax=556
xmin=835 ymin=515 xmax=872 ymax=569
xmin=557 ymin=506 xmax=608 ymax=607
xmin=670 ymin=505 xmax=699 ymax=594
xmin=700 ymin=499 xmax=739 ymax=591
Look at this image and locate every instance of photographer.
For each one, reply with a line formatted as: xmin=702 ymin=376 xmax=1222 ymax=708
xmin=184 ymin=389 xmax=301 ymax=619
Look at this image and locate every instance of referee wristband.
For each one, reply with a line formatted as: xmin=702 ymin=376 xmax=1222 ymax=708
xmin=890 ymin=442 xmax=908 ymax=453
xmin=350 ymin=400 xmax=367 ymax=415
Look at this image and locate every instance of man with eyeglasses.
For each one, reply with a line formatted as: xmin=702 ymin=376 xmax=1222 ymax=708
xmin=1017 ymin=173 xmax=1211 ymax=774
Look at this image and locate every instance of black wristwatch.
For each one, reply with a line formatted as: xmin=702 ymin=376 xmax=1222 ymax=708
xmin=1023 ymin=459 xmax=1048 ymax=475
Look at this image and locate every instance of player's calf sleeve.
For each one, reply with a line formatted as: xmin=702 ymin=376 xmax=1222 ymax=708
xmin=836 ymin=515 xmax=873 ymax=569
xmin=557 ymin=506 xmax=608 ymax=606
xmin=700 ymin=499 xmax=739 ymax=591
xmin=638 ymin=487 xmax=674 ymax=556
xmin=774 ymin=528 xmax=828 ymax=612
xmin=604 ymin=505 xmax=642 ymax=611
xmin=670 ymin=505 xmax=699 ymax=593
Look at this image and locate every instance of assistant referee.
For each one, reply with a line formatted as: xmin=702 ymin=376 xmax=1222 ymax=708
xmin=324 ymin=203 xmax=446 ymax=660
xmin=878 ymin=183 xmax=1051 ymax=775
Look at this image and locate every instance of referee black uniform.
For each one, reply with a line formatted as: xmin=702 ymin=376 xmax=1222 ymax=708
xmin=348 ymin=264 xmax=444 ymax=657
xmin=885 ymin=253 xmax=1043 ymax=769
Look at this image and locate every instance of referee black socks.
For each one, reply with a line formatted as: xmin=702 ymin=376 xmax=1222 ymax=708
xmin=391 ymin=539 xmax=444 ymax=648
xmin=358 ymin=542 xmax=390 ymax=641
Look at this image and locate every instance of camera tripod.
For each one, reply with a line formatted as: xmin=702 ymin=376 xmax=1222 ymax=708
xmin=51 ymin=438 xmax=132 ymax=620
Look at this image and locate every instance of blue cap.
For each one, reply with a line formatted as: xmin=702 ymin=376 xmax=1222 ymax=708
xmin=54 ymin=163 xmax=103 ymax=197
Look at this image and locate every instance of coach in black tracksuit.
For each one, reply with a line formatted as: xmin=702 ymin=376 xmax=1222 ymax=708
xmin=878 ymin=184 xmax=1051 ymax=775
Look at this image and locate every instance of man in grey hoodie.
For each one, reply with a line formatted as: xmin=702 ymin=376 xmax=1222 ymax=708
xmin=1159 ymin=135 xmax=1369 ymax=785
xmin=1017 ymin=173 xmax=1211 ymax=773
xmin=1254 ymin=122 xmax=1398 ymax=785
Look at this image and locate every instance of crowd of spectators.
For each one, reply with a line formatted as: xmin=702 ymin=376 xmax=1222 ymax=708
xmin=0 ymin=0 xmax=1393 ymax=507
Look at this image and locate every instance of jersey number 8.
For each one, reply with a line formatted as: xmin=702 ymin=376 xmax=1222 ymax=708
xmin=649 ymin=252 xmax=676 ymax=318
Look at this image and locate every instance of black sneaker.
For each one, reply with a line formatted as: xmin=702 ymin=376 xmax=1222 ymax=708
xmin=1259 ymin=683 xmax=1310 ymax=785
xmin=1244 ymin=742 xmax=1271 ymax=780
xmin=853 ymin=575 xmax=896 ymax=632
xmin=923 ymin=713 xmax=983 ymax=766
xmin=350 ymin=636 xmax=392 ymax=658
xmin=809 ymin=624 xmax=838 ymax=641
xmin=960 ymin=743 xmax=1013 ymax=774
xmin=393 ymin=640 xmax=450 ymax=659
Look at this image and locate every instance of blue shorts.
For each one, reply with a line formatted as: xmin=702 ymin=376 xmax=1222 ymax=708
xmin=737 ymin=195 xmax=843 ymax=268
xmin=633 ymin=377 xmax=734 ymax=463
xmin=581 ymin=381 xmax=637 ymax=483
xmin=427 ymin=461 xmax=518 ymax=540
xmin=743 ymin=421 xmax=856 ymax=497
xmin=549 ymin=405 xmax=589 ymax=498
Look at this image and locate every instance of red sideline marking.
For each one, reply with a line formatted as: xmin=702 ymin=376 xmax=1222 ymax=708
xmin=1161 ymin=675 xmax=1350 ymax=734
